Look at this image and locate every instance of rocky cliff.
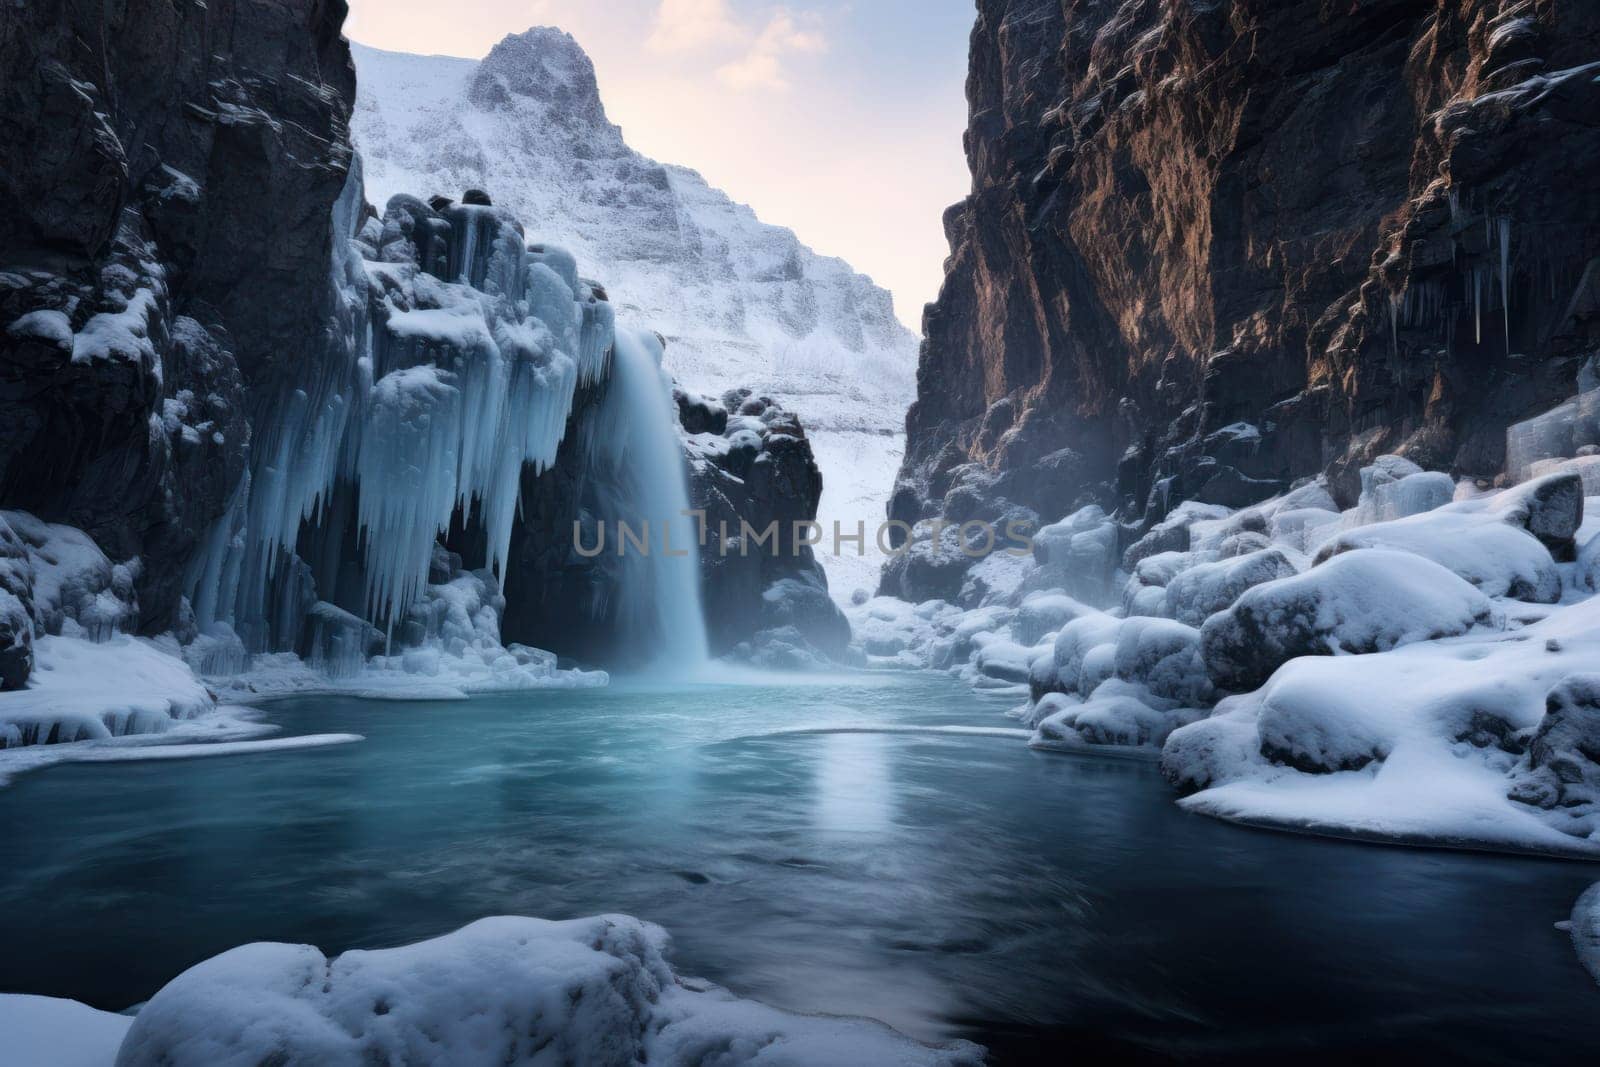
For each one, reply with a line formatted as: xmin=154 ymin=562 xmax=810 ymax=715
xmin=892 ymin=0 xmax=1600 ymax=564
xmin=0 ymin=0 xmax=355 ymax=633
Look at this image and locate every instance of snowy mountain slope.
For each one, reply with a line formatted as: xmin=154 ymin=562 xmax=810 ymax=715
xmin=351 ymin=31 xmax=918 ymax=601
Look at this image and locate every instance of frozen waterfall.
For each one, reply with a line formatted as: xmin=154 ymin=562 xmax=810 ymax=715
xmin=182 ymin=162 xmax=705 ymax=674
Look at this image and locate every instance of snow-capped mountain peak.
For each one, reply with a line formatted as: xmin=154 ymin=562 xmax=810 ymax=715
xmin=352 ymin=30 xmax=920 ymax=601
xmin=467 ymin=28 xmax=611 ymax=129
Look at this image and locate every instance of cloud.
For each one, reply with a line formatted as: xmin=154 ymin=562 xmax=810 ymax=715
xmin=646 ymin=0 xmax=743 ymax=52
xmin=715 ymin=10 xmax=827 ymax=91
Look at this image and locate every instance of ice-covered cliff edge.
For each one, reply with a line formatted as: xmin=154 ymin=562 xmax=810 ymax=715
xmin=351 ymin=29 xmax=920 ymax=602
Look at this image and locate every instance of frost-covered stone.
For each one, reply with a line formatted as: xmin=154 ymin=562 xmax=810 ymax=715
xmin=2 ymin=510 xmax=138 ymax=640
xmin=1160 ymin=708 xmax=1260 ymax=794
xmin=1199 ymin=549 xmax=1494 ymax=694
xmin=1032 ymin=505 xmax=1120 ymax=606
xmin=1509 ymin=675 xmax=1600 ymax=813
xmin=1112 ymin=617 xmax=1212 ymax=706
xmin=1495 ymin=470 xmax=1585 ymax=551
xmin=115 ymin=915 xmax=981 ymax=1067
xmin=1048 ymin=612 xmax=1123 ymax=696
xmin=1164 ymin=548 xmax=1302 ymax=626
xmin=1011 ymin=591 xmax=1092 ymax=645
xmin=1033 ymin=680 xmax=1203 ymax=751
xmin=1122 ymin=501 xmax=1231 ymax=570
xmin=1254 ymin=661 xmax=1396 ymax=773
xmin=1316 ymin=509 xmax=1561 ymax=602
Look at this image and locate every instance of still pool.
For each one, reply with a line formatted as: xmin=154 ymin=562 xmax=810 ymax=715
xmin=0 ymin=671 xmax=1594 ymax=1063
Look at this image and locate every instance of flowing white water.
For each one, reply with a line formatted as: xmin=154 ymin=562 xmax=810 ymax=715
xmin=601 ymin=328 xmax=710 ymax=668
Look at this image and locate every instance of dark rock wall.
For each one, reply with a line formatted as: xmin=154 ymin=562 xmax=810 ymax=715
xmin=684 ymin=389 xmax=851 ymax=663
xmin=895 ymin=0 xmax=1600 ymax=546
xmin=0 ymin=0 xmax=354 ymax=630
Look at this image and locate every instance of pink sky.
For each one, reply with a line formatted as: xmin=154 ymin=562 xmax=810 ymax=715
xmin=343 ymin=0 xmax=975 ymax=329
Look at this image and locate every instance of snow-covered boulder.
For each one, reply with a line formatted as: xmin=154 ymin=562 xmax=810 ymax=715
xmin=0 ymin=588 xmax=29 ymax=691
xmin=1253 ymin=659 xmax=1398 ymax=773
xmin=1199 ymin=549 xmax=1494 ymax=693
xmin=1315 ymin=510 xmax=1561 ymax=602
xmin=1045 ymin=612 xmax=1124 ymax=697
xmin=1492 ymin=470 xmax=1585 ymax=551
xmin=115 ymin=915 xmax=981 ymax=1067
xmin=2 ymin=510 xmax=138 ymax=641
xmin=0 ymin=516 xmax=32 ymax=689
xmin=1032 ymin=505 xmax=1120 ymax=606
xmin=1011 ymin=591 xmax=1092 ymax=645
xmin=1508 ymin=675 xmax=1600 ymax=814
xmin=1122 ymin=501 xmax=1231 ymax=570
xmin=1164 ymin=548 xmax=1302 ymax=626
xmin=1112 ymin=617 xmax=1212 ymax=706
xmin=1159 ymin=705 xmax=1260 ymax=793
xmin=1033 ymin=681 xmax=1204 ymax=751
xmin=1120 ymin=550 xmax=1196 ymax=617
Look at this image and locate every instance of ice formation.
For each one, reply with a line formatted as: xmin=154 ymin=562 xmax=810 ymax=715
xmin=186 ymin=168 xmax=601 ymax=652
xmin=172 ymin=152 xmax=705 ymax=685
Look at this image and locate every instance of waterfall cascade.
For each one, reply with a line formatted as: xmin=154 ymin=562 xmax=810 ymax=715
xmin=182 ymin=165 xmax=697 ymax=673
xmin=593 ymin=329 xmax=710 ymax=667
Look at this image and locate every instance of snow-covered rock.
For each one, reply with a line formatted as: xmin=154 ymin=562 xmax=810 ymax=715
xmin=1199 ymin=549 xmax=1495 ymax=694
xmin=1165 ymin=596 xmax=1600 ymax=856
xmin=115 ymin=915 xmax=982 ymax=1067
xmin=1163 ymin=548 xmax=1302 ymax=626
xmin=352 ymin=32 xmax=919 ymax=603
xmin=1316 ymin=508 xmax=1561 ymax=602
xmin=1315 ymin=475 xmax=1585 ymax=602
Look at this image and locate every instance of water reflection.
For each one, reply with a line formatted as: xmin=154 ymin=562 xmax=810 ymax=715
xmin=813 ymin=732 xmax=893 ymax=835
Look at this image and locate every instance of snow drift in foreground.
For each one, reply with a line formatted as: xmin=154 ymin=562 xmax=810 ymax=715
xmin=0 ymin=995 xmax=133 ymax=1067
xmin=849 ymin=452 xmax=1600 ymax=858
xmin=3 ymin=916 xmax=982 ymax=1067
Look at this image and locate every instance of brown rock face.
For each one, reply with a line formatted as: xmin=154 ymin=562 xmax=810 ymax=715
xmin=0 ymin=0 xmax=354 ymax=629
xmin=894 ymin=0 xmax=1600 ymax=553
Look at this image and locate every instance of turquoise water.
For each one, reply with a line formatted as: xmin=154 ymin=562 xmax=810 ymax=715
xmin=0 ymin=671 xmax=1595 ymax=1063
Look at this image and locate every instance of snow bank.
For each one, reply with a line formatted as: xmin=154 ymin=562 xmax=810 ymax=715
xmin=115 ymin=915 xmax=982 ymax=1067
xmin=1 ymin=633 xmax=212 ymax=749
xmin=0 ymin=995 xmax=132 ymax=1067
xmin=1165 ymin=596 xmax=1600 ymax=857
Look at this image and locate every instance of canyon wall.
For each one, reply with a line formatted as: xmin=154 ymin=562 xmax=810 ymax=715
xmin=0 ymin=0 xmax=355 ymax=631
xmin=892 ymin=0 xmax=1600 ymax=567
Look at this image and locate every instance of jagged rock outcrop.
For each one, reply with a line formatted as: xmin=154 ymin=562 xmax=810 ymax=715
xmin=682 ymin=390 xmax=851 ymax=665
xmin=0 ymin=0 xmax=355 ymax=631
xmin=892 ymin=0 xmax=1600 ymax=576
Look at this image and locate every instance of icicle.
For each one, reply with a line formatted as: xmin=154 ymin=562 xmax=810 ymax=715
xmin=1498 ymin=217 xmax=1512 ymax=351
xmin=1473 ymin=268 xmax=1481 ymax=345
